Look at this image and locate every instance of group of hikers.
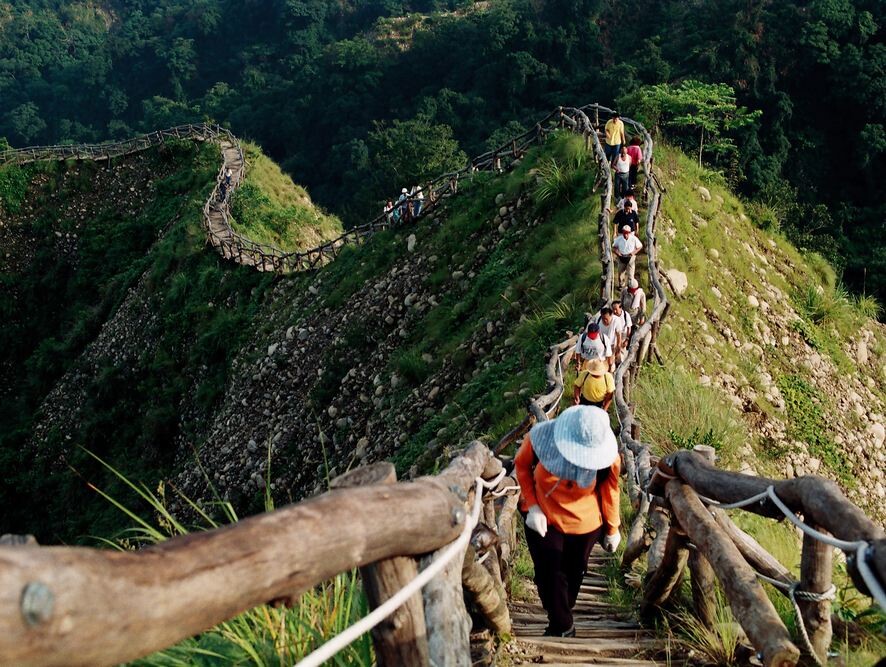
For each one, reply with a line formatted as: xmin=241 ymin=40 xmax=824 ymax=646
xmin=515 ymin=112 xmax=650 ymax=639
xmin=384 ymin=185 xmax=425 ymax=224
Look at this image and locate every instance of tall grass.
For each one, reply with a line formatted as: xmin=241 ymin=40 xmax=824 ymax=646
xmin=665 ymin=593 xmax=745 ymax=666
xmin=633 ymin=365 xmax=747 ymax=463
xmin=87 ymin=452 xmax=372 ymax=667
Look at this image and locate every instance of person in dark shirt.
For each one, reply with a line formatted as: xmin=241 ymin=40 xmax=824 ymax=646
xmin=612 ymin=199 xmax=639 ymax=235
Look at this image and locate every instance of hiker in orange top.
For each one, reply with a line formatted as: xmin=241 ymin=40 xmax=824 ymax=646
xmin=515 ymin=406 xmax=622 ymax=637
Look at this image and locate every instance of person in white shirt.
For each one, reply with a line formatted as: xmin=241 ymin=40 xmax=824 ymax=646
xmin=613 ymin=146 xmax=632 ymax=198
xmin=611 ymin=300 xmax=633 ymax=355
xmin=412 ymin=186 xmax=424 ymax=218
xmin=612 ymin=226 xmax=643 ymax=287
xmin=621 ymin=278 xmax=647 ymax=325
xmin=574 ymin=321 xmax=614 ymax=371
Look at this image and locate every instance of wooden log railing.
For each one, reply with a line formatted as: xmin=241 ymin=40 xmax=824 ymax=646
xmin=0 ymin=107 xmax=590 ymax=276
xmin=0 ymin=441 xmax=531 ymax=667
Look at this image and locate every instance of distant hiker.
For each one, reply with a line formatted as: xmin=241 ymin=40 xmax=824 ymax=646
xmin=626 ymin=137 xmax=643 ymax=188
xmin=611 ymin=300 xmax=633 ymax=355
xmin=225 ymin=167 xmax=233 ymax=186
xmin=573 ymin=359 xmax=614 ymax=410
xmin=621 ymin=278 xmax=647 ymax=325
xmin=603 ymin=112 xmax=626 ymax=166
xmin=613 ymin=199 xmax=639 ymax=237
xmin=616 ymin=189 xmax=638 ymax=214
xmin=595 ymin=306 xmax=624 ymax=362
xmin=614 ymin=146 xmax=631 ymax=198
xmin=398 ymin=188 xmax=411 ymax=224
xmin=218 ymin=181 xmax=228 ymax=202
xmin=574 ymin=321 xmax=614 ymax=372
xmin=413 ymin=186 xmax=424 ymax=218
xmin=384 ymin=200 xmax=394 ymax=223
xmin=613 ymin=225 xmax=643 ymax=288
xmin=515 ymin=406 xmax=622 ymax=637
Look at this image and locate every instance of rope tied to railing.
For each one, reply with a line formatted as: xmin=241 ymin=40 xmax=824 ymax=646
xmin=295 ymin=467 xmax=514 ymax=667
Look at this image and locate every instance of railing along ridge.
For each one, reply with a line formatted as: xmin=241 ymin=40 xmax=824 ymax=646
xmin=506 ymin=104 xmax=885 ymax=667
xmin=1 ymin=108 xmax=600 ymax=274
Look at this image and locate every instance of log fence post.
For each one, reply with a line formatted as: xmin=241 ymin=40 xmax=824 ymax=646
xmin=798 ymin=530 xmax=833 ymax=663
xmin=688 ymin=445 xmax=717 ymax=629
xmin=666 ymin=479 xmax=801 ymax=667
xmin=330 ymin=463 xmax=430 ymax=666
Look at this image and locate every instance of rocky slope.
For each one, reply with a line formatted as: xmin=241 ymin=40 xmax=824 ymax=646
xmin=646 ymin=146 xmax=886 ymax=520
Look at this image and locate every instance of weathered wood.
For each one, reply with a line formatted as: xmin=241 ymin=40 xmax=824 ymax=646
xmin=711 ymin=509 xmax=793 ymax=587
xmin=461 ymin=546 xmax=511 ymax=634
xmin=646 ymin=501 xmax=670 ymax=574
xmin=666 ymin=479 xmax=801 ymax=667
xmin=622 ymin=493 xmax=652 ymax=568
xmin=330 ymin=463 xmax=429 ymax=667
xmin=422 ymin=541 xmax=472 ymax=667
xmin=655 ymin=450 xmax=886 ymax=587
xmin=640 ymin=528 xmax=689 ymax=613
xmin=687 ymin=445 xmax=717 ymax=629
xmin=495 ymin=479 xmax=520 ymax=583
xmin=798 ymin=529 xmax=833 ymax=663
xmin=0 ymin=443 xmax=491 ymax=667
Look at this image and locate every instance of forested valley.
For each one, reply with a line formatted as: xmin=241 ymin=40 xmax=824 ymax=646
xmin=2 ymin=0 xmax=883 ymax=303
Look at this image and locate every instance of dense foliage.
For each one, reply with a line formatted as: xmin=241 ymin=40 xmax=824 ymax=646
xmin=1 ymin=0 xmax=882 ymax=300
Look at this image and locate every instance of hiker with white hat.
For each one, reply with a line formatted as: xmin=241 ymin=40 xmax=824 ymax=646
xmin=612 ymin=225 xmax=642 ymax=288
xmin=621 ymin=278 xmax=647 ymax=326
xmin=397 ymin=187 xmax=411 ymax=223
xmin=515 ymin=406 xmax=622 ymax=637
xmin=573 ymin=359 xmax=614 ymax=410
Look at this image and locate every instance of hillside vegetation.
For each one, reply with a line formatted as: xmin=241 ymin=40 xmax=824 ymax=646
xmin=0 ymin=139 xmax=337 ymax=542
xmin=1 ymin=0 xmax=882 ymax=304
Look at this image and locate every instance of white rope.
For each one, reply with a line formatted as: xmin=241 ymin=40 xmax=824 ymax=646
xmin=694 ymin=483 xmax=886 ymax=611
xmin=491 ymin=485 xmax=521 ymax=498
xmin=295 ymin=468 xmax=506 ymax=667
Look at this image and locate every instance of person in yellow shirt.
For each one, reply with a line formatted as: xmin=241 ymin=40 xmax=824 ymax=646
xmin=515 ymin=406 xmax=621 ymax=637
xmin=573 ymin=359 xmax=614 ymax=410
xmin=603 ymin=112 xmax=626 ymax=166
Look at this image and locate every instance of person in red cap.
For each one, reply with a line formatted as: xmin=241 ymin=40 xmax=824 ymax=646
xmin=574 ymin=321 xmax=614 ymax=372
xmin=515 ymin=406 xmax=622 ymax=637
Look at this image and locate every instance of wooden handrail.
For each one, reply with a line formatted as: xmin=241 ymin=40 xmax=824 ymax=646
xmin=0 ymin=442 xmax=495 ymax=667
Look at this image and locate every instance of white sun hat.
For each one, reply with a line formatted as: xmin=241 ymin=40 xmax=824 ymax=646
xmin=529 ymin=406 xmax=618 ymax=484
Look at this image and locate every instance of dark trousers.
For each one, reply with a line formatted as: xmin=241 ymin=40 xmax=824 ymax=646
xmin=525 ymin=521 xmax=602 ymax=633
xmin=629 ymin=164 xmax=639 ymax=188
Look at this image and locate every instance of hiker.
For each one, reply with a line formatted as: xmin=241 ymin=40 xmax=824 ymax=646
xmin=515 ymin=406 xmax=622 ymax=637
xmin=218 ymin=181 xmax=227 ymax=202
xmin=398 ymin=188 xmax=411 ymax=224
xmin=574 ymin=321 xmax=614 ymax=372
xmin=616 ymin=188 xmax=638 ymax=214
xmin=613 ymin=198 xmax=639 ymax=237
xmin=613 ymin=225 xmax=643 ymax=288
xmin=611 ymin=300 xmax=633 ymax=354
xmin=621 ymin=278 xmax=647 ymax=325
xmin=626 ymin=137 xmax=643 ymax=188
xmin=603 ymin=112 xmax=626 ymax=166
xmin=573 ymin=359 xmax=614 ymax=410
xmin=384 ymin=200 xmax=394 ymax=223
xmin=595 ymin=306 xmax=625 ymax=359
xmin=225 ymin=167 xmax=233 ymax=186
xmin=613 ymin=146 xmax=631 ymax=198
xmin=412 ymin=186 xmax=424 ymax=218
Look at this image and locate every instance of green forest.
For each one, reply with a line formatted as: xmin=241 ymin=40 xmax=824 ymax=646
xmin=1 ymin=0 xmax=883 ymax=300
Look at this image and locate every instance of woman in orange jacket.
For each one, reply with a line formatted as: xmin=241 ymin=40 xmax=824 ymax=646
xmin=515 ymin=405 xmax=621 ymax=637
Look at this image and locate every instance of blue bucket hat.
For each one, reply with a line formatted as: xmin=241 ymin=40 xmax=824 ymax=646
xmin=529 ymin=406 xmax=618 ymax=487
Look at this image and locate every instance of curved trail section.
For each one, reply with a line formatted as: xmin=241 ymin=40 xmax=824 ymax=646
xmin=0 ymin=108 xmax=587 ymax=273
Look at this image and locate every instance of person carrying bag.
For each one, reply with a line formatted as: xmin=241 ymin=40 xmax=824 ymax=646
xmin=514 ymin=406 xmax=622 ymax=637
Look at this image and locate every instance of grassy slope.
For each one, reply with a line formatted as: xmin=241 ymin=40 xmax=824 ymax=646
xmin=0 ymin=139 xmax=336 ymax=542
xmin=630 ymin=145 xmax=885 ymax=662
xmin=229 ymin=143 xmax=342 ymax=252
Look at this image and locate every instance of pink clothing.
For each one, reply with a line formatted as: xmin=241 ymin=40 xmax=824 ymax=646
xmin=626 ymin=145 xmax=643 ymax=165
